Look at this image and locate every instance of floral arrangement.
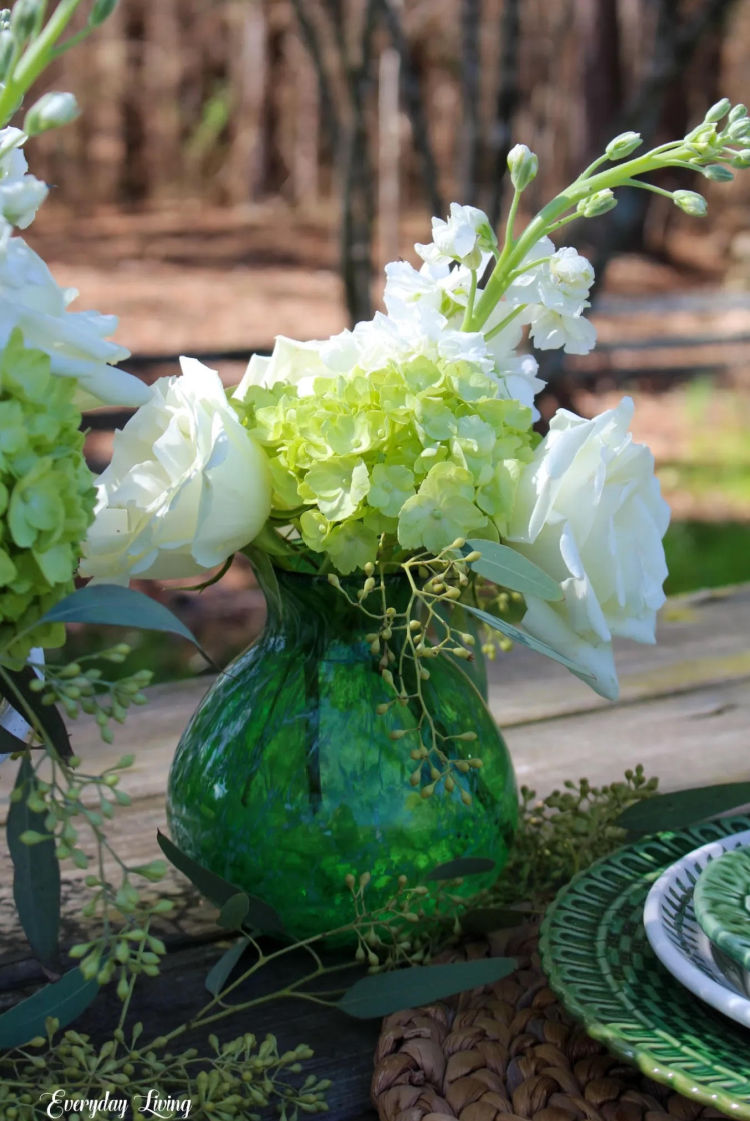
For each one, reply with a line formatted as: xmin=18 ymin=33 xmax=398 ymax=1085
xmin=77 ymin=101 xmax=750 ymax=786
xmin=0 ymin=2 xmax=749 ymax=1116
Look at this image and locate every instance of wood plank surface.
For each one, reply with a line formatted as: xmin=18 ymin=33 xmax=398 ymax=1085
xmin=1 ymin=583 xmax=749 ymax=1120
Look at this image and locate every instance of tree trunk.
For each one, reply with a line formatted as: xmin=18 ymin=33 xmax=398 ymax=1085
xmin=486 ymin=0 xmax=521 ymax=228
xmin=460 ymin=0 xmax=482 ymax=204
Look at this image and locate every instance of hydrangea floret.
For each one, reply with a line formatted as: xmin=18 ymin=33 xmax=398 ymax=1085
xmin=82 ymin=99 xmax=750 ymax=788
xmin=0 ymin=328 xmax=95 ymax=664
xmin=0 ymin=0 xmax=155 ymax=667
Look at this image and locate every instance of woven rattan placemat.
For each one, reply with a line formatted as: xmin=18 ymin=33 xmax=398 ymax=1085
xmin=371 ymin=926 xmax=727 ymax=1121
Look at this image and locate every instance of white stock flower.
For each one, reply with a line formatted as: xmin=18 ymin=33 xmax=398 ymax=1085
xmin=0 ymin=128 xmax=48 ymax=229
xmin=416 ymin=203 xmax=497 ymax=269
xmin=538 ymin=247 xmax=594 ymax=316
xmin=80 ymin=358 xmax=272 ymax=583
xmin=528 ymin=307 xmax=597 ymax=355
xmin=507 ymin=397 xmax=670 ymax=700
xmin=0 ymin=238 xmax=149 ymax=408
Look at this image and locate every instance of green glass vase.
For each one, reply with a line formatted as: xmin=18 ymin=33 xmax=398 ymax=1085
xmin=166 ymin=568 xmax=517 ymax=941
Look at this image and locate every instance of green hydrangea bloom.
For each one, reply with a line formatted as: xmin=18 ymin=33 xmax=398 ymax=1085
xmin=0 ymin=329 xmax=95 ymax=665
xmin=238 ymin=348 xmax=537 ymax=572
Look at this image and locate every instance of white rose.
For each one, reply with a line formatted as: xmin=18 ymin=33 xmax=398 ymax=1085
xmin=506 ymin=397 xmax=670 ymax=699
xmin=0 ymin=238 xmax=149 ymax=408
xmin=80 ymin=358 xmax=272 ymax=583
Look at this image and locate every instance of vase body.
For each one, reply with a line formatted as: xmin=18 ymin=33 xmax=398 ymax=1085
xmin=167 ymin=570 xmax=517 ymax=940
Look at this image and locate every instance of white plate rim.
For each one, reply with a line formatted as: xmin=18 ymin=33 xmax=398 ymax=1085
xmin=643 ymin=827 xmax=750 ymax=1028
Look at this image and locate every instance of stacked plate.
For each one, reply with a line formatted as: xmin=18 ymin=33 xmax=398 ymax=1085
xmin=539 ymin=816 xmax=750 ymax=1119
xmin=644 ymin=826 xmax=750 ymax=1024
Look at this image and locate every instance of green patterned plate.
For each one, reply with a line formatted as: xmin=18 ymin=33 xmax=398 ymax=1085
xmin=694 ymin=844 xmax=750 ymax=994
xmin=539 ymin=816 xmax=750 ymax=1119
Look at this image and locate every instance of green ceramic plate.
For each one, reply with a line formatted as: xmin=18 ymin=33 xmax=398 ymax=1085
xmin=694 ymin=844 xmax=750 ymax=990
xmin=539 ymin=816 xmax=750 ymax=1119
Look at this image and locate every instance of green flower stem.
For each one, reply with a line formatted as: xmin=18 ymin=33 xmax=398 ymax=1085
xmin=0 ymin=0 xmax=83 ymax=124
xmin=466 ymin=143 xmax=703 ymax=332
xmin=153 ymin=932 xmax=362 ymax=1048
xmin=460 ymin=268 xmax=478 ymax=329
xmin=484 ymin=304 xmax=524 ymax=343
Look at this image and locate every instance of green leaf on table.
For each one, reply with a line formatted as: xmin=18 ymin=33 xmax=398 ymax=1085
xmin=336 ymin=957 xmax=516 ymax=1019
xmin=461 ymin=603 xmax=596 ymax=683
xmin=426 ymin=857 xmax=495 ymax=881
xmin=157 ymin=831 xmax=284 ymax=934
xmin=205 ymin=936 xmax=250 ymax=997
xmin=0 ymin=665 xmax=72 ymax=760
xmin=40 ymin=585 xmax=205 ymax=653
xmin=460 ymin=907 xmax=529 ymax=935
xmin=6 ymin=756 xmax=60 ymax=968
xmin=466 ymin=540 xmax=563 ymax=602
xmin=217 ymin=892 xmax=251 ymax=931
xmin=0 ymin=966 xmax=98 ymax=1049
xmin=617 ymin=782 xmax=750 ymax=835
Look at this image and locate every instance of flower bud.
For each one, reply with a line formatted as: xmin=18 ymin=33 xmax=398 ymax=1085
xmin=701 ymin=163 xmax=734 ymax=182
xmin=24 ymin=91 xmax=80 ymax=135
xmin=507 ymin=143 xmax=538 ymax=191
xmin=576 ymin=189 xmax=617 ymax=218
xmin=727 ymin=118 xmax=750 ymax=142
xmin=730 ymin=150 xmax=750 ymax=169
xmin=728 ymin=104 xmax=748 ymax=124
xmin=89 ymin=0 xmax=119 ymax=27
xmin=10 ymin=0 xmax=42 ymax=42
xmin=605 ymin=131 xmax=642 ymax=160
xmin=704 ymin=97 xmax=731 ymax=123
xmin=672 ymin=189 xmax=707 ymax=217
xmin=0 ymin=28 xmax=14 ymax=80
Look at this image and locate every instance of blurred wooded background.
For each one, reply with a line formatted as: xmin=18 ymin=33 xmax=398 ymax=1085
xmin=26 ymin=0 xmax=750 ymax=324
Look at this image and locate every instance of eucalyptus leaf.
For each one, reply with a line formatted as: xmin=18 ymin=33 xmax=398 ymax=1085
xmin=336 ymin=957 xmax=516 ymax=1019
xmin=617 ymin=782 xmax=750 ymax=835
xmin=205 ymin=936 xmax=250 ymax=996
xmin=0 ymin=967 xmax=98 ymax=1048
xmin=461 ymin=603 xmax=596 ymax=683
xmin=466 ymin=539 xmax=563 ymax=602
xmin=6 ymin=756 xmax=60 ymax=968
xmin=426 ymin=857 xmax=495 ymax=882
xmin=218 ymin=892 xmax=251 ymax=931
xmin=40 ymin=585 xmax=206 ymax=654
xmin=157 ymin=831 xmax=284 ymax=934
xmin=0 ymin=665 xmax=72 ymax=760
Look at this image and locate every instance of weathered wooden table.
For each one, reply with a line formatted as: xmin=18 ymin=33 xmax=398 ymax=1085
xmin=2 ymin=584 xmax=749 ymax=1119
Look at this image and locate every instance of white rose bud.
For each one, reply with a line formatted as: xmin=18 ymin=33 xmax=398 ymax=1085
xmin=80 ymin=358 xmax=273 ymax=584
xmin=672 ymin=189 xmax=708 ymax=217
xmin=507 ymin=143 xmax=538 ymax=191
xmin=506 ymin=398 xmax=670 ymax=701
xmin=23 ymin=91 xmax=80 ymax=136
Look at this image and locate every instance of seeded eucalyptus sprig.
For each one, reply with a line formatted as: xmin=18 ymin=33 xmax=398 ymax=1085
xmin=30 ymin=644 xmax=153 ymax=745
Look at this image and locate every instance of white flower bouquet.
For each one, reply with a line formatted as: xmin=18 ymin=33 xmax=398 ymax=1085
xmin=78 ymin=101 xmax=750 ymax=785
